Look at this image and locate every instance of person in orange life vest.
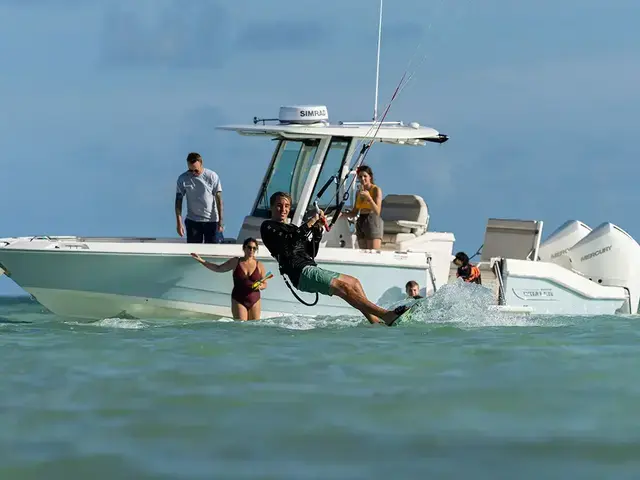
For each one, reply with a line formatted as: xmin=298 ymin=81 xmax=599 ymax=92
xmin=453 ymin=252 xmax=481 ymax=284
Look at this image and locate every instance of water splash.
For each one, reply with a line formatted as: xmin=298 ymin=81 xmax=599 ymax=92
xmin=397 ymin=282 xmax=565 ymax=328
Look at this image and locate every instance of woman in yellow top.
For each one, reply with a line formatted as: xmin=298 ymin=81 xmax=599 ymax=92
xmin=345 ymin=165 xmax=384 ymax=250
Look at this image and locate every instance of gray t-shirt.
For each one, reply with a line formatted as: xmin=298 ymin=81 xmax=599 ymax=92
xmin=176 ymin=168 xmax=222 ymax=222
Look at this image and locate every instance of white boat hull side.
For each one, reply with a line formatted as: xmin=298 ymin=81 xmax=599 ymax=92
xmin=502 ymin=259 xmax=631 ymax=315
xmin=0 ymin=243 xmax=439 ymax=320
xmin=23 ymin=288 xmax=291 ymax=320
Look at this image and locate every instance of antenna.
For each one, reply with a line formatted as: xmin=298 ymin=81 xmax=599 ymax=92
xmin=373 ymin=0 xmax=383 ymax=121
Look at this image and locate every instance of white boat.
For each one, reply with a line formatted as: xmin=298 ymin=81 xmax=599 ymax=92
xmin=0 ymin=104 xmax=464 ymax=320
xmin=1 ymin=106 xmax=637 ymax=318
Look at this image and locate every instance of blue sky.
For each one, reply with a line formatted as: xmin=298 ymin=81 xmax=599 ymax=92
xmin=1 ymin=0 xmax=638 ymax=295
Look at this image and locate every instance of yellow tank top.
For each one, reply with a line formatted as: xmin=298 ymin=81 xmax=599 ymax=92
xmin=354 ymin=185 xmax=378 ymax=211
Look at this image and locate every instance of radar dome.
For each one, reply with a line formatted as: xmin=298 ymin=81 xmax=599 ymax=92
xmin=279 ymin=105 xmax=329 ymax=125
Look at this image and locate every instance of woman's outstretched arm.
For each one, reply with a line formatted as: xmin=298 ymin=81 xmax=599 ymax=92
xmin=190 ymin=253 xmax=238 ymax=273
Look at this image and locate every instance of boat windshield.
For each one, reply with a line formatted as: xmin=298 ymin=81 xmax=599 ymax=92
xmin=253 ymin=139 xmax=320 ymax=218
xmin=252 ymin=137 xmax=351 ymax=218
xmin=310 ymin=137 xmax=350 ymax=210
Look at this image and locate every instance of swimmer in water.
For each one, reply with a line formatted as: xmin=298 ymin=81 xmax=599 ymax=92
xmin=191 ymin=237 xmax=268 ymax=320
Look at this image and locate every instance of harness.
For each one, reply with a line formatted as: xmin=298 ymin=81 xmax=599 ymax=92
xmin=275 ymin=225 xmax=321 ymax=307
xmin=277 ymin=260 xmax=319 ymax=307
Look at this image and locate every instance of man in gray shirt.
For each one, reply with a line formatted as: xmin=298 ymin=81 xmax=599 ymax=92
xmin=175 ymin=152 xmax=224 ymax=243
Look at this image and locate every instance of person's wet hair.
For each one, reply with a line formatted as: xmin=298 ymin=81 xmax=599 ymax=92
xmin=454 ymin=252 xmax=470 ymax=266
xmin=269 ymin=191 xmax=292 ymax=208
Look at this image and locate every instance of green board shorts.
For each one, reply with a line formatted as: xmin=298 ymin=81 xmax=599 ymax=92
xmin=298 ymin=265 xmax=341 ymax=296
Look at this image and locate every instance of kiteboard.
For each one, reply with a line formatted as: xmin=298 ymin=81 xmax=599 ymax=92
xmin=388 ymin=297 xmax=426 ymax=326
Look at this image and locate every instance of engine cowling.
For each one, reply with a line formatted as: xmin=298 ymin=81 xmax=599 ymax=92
xmin=538 ymin=220 xmax=592 ymax=266
xmin=568 ymin=223 xmax=640 ymax=306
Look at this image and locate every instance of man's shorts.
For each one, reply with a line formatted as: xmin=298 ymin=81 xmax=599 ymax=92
xmin=185 ymin=219 xmax=224 ymax=244
xmin=298 ymin=265 xmax=340 ymax=296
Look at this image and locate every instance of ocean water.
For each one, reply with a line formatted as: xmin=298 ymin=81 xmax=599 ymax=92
xmin=1 ymin=284 xmax=640 ymax=479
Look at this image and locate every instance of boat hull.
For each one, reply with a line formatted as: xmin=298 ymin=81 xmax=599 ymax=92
xmin=0 ymin=237 xmax=446 ymax=320
xmin=500 ymin=258 xmax=633 ymax=315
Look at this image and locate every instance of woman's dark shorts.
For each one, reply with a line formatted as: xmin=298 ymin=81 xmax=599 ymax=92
xmin=356 ymin=213 xmax=383 ymax=240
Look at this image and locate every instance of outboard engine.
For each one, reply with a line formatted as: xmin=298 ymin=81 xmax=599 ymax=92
xmin=538 ymin=220 xmax=592 ymax=266
xmin=568 ymin=222 xmax=640 ymax=313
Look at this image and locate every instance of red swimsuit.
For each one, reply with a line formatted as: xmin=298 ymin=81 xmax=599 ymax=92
xmin=231 ymin=261 xmax=262 ymax=309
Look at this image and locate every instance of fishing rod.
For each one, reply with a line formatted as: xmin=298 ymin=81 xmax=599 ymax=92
xmin=310 ymin=20 xmax=432 ymax=230
xmin=316 ymin=67 xmax=416 ymax=231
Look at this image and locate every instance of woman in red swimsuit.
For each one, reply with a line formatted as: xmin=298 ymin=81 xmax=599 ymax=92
xmin=190 ymin=237 xmax=268 ymax=321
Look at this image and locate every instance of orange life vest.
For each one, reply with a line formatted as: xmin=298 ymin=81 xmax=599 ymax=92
xmin=457 ymin=264 xmax=482 ymax=285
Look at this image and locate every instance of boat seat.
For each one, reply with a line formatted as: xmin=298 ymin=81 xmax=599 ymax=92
xmin=380 ymin=194 xmax=429 ymax=245
xmin=480 ymin=218 xmax=544 ymax=262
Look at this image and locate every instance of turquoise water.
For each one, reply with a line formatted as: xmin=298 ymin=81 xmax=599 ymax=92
xmin=1 ymin=285 xmax=640 ymax=479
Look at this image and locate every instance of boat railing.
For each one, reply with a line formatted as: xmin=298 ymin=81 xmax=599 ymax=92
xmin=426 ymin=255 xmax=437 ymax=294
xmin=492 ymin=258 xmax=507 ymax=306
